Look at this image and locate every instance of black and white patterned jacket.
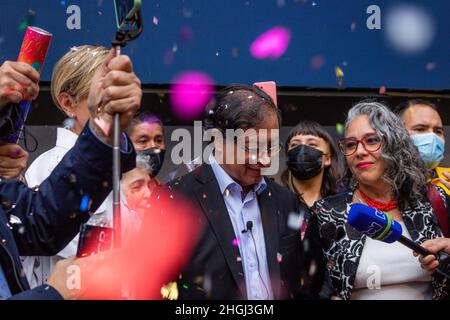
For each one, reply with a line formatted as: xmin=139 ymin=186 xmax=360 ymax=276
xmin=310 ymin=190 xmax=449 ymax=300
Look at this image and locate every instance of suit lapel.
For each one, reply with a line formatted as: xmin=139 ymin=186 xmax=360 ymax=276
xmin=257 ymin=182 xmax=281 ymax=299
xmin=193 ymin=165 xmax=247 ymax=298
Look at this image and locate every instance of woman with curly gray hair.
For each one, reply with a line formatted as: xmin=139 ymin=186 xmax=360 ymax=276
xmin=309 ymin=100 xmax=449 ymax=300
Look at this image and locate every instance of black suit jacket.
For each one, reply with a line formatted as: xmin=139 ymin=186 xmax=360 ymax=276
xmin=157 ymin=164 xmax=309 ymax=300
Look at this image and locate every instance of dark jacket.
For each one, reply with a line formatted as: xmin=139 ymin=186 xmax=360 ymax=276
xmin=1 ymin=122 xmax=135 ymax=300
xmin=155 ymin=164 xmax=310 ymax=300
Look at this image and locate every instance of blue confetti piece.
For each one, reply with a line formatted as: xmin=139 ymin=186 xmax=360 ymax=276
xmin=79 ymin=195 xmax=90 ymax=212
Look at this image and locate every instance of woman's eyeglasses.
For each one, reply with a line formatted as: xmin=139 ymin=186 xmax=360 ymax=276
xmin=338 ymin=134 xmax=383 ymax=156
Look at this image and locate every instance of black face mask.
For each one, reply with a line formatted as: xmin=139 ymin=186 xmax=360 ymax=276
xmin=286 ymin=144 xmax=324 ymax=181
xmin=137 ymin=147 xmax=166 ymax=178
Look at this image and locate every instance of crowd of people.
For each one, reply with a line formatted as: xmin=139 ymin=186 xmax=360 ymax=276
xmin=0 ymin=44 xmax=448 ymax=300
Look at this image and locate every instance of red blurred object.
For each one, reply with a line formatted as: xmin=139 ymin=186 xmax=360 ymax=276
xmin=75 ymin=188 xmax=202 ymax=299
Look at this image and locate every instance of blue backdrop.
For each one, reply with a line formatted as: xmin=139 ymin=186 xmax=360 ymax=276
xmin=1 ymin=0 xmax=449 ymax=89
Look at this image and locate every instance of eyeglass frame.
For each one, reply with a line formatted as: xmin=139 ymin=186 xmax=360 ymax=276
xmin=338 ymin=133 xmax=384 ymax=156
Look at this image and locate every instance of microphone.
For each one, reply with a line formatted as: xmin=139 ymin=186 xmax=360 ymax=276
xmin=242 ymin=220 xmax=253 ymax=234
xmin=348 ymin=203 xmax=449 ymax=278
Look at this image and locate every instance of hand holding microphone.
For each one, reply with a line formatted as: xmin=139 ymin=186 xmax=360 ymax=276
xmin=414 ymin=238 xmax=450 ymax=273
xmin=347 ymin=203 xmax=450 ymax=279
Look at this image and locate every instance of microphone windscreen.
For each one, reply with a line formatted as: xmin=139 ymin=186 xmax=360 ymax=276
xmin=347 ymin=203 xmax=402 ymax=243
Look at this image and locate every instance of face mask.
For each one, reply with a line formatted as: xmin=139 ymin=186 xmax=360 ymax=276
xmin=411 ymin=133 xmax=445 ymax=169
xmin=136 ymin=147 xmax=166 ymax=178
xmin=287 ymin=144 xmax=324 ymax=181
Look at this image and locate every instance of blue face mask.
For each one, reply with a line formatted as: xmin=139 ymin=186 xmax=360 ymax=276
xmin=411 ymin=133 xmax=445 ymax=169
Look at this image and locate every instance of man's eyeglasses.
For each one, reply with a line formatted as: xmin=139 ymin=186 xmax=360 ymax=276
xmin=338 ymin=133 xmax=383 ymax=156
xmin=237 ymin=143 xmax=283 ymax=158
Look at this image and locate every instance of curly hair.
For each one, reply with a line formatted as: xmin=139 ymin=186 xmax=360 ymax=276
xmin=344 ymin=100 xmax=428 ymax=210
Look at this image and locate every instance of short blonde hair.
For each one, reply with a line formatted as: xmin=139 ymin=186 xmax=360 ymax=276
xmin=51 ymin=45 xmax=109 ymax=113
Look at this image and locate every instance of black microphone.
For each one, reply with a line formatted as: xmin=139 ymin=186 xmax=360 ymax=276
xmin=242 ymin=220 xmax=253 ymax=234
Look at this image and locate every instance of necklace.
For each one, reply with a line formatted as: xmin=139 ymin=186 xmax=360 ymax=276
xmin=358 ymin=189 xmax=397 ymax=212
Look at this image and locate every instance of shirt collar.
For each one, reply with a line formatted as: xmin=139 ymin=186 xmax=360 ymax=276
xmin=208 ymin=153 xmax=267 ymax=196
xmin=56 ymin=127 xmax=79 ymax=149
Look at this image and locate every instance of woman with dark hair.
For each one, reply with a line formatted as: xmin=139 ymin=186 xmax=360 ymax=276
xmin=281 ymin=121 xmax=344 ymax=299
xmin=282 ymin=120 xmax=343 ymax=209
xmin=311 ymin=101 xmax=449 ymax=300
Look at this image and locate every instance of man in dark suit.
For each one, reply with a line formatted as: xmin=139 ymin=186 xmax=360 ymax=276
xmin=156 ymin=85 xmax=310 ymax=300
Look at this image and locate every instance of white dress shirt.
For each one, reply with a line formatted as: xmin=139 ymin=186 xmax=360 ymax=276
xmin=209 ymin=154 xmax=274 ymax=300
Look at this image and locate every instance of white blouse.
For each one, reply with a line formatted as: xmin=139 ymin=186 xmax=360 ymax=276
xmin=351 ymin=221 xmax=432 ymax=300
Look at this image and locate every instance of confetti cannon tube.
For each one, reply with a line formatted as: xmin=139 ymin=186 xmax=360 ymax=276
xmin=2 ymin=26 xmax=52 ymax=144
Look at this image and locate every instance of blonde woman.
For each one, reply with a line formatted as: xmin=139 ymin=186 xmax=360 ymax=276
xmin=22 ymin=45 xmax=109 ymax=287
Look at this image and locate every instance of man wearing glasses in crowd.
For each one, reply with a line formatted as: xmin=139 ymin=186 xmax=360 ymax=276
xmin=153 ymin=85 xmax=311 ymax=300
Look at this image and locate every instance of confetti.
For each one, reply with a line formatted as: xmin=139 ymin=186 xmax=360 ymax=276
xmin=287 ymin=212 xmax=303 ymax=230
xmin=153 ymin=16 xmax=159 ymax=25
xmin=335 ymin=66 xmax=344 ymax=86
xmin=351 ymin=22 xmax=357 ymax=32
xmin=231 ymin=47 xmax=238 ymax=59
xmin=335 ymin=66 xmax=344 ymax=78
xmin=19 ymin=9 xmax=35 ymax=32
xmin=426 ymin=62 xmax=437 ymax=71
xmin=379 ymin=86 xmax=386 ymax=94
xmin=232 ymin=238 xmax=240 ymax=247
xmin=79 ymin=195 xmax=90 ymax=212
xmin=277 ymin=0 xmax=286 ymax=8
xmin=164 ymin=50 xmax=175 ymax=65
xmin=170 ymin=71 xmax=214 ymax=121
xmin=68 ymin=174 xmax=77 ymax=184
xmin=250 ymin=26 xmax=291 ymax=60
xmin=19 ymin=21 xmax=28 ymax=32
xmin=310 ymin=55 xmax=325 ymax=70
xmin=9 ymin=215 xmax=22 ymax=225
xmin=385 ymin=4 xmax=435 ymax=54
xmin=182 ymin=8 xmax=193 ymax=18
xmin=277 ymin=252 xmax=283 ymax=263
xmin=194 ymin=276 xmax=203 ymax=285
xmin=179 ymin=26 xmax=193 ymax=41
xmin=336 ymin=123 xmax=344 ymax=135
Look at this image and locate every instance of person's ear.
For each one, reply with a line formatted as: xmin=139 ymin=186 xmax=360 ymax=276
xmin=323 ymin=153 xmax=332 ymax=168
xmin=57 ymin=92 xmax=77 ymax=118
